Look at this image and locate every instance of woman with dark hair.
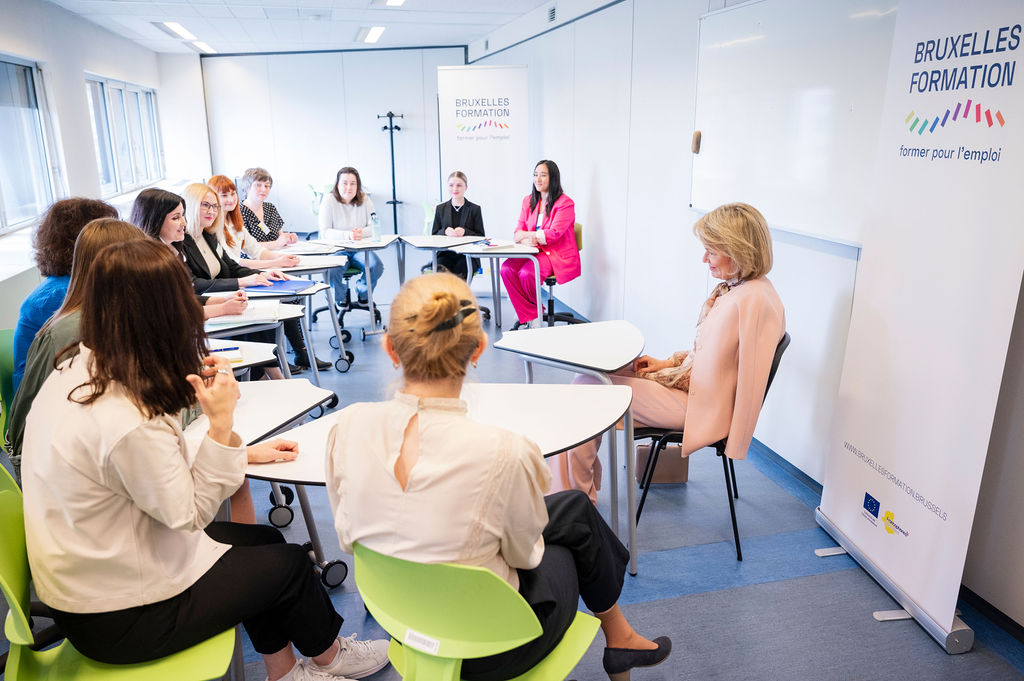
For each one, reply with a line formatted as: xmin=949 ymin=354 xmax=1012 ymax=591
xmin=12 ymin=198 xmax=117 ymax=393
xmin=327 ymin=273 xmax=670 ymax=681
xmin=499 ymin=160 xmax=581 ymax=328
xmin=318 ymin=166 xmax=384 ymax=306
xmin=431 ymin=170 xmax=485 ymax=280
xmin=20 ymin=239 xmax=388 ymax=681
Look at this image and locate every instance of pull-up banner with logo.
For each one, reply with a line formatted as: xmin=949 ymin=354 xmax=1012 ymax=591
xmin=818 ymin=0 xmax=1024 ymax=653
xmin=437 ymin=65 xmax=528 ymax=238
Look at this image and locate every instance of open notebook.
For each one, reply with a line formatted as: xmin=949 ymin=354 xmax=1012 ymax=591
xmin=205 ymin=300 xmax=281 ymax=327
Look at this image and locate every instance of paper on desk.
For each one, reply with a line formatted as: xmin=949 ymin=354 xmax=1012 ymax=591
xmin=205 ymin=300 xmax=281 ymax=326
xmin=478 ymin=239 xmax=518 ymax=251
xmin=278 ymin=241 xmax=340 ymax=255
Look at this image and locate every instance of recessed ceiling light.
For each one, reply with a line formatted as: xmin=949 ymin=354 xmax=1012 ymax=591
xmin=192 ymin=41 xmax=217 ymax=54
xmin=163 ymin=21 xmax=197 ymax=41
xmin=386 ymin=0 xmax=406 ymax=6
xmin=356 ymin=26 xmax=386 ymax=43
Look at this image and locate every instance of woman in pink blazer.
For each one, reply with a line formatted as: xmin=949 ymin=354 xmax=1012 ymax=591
xmin=551 ymin=203 xmax=786 ymax=504
xmin=500 ymin=160 xmax=581 ymax=326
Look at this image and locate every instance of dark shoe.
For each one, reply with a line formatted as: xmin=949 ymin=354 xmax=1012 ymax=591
xmin=287 ymin=363 xmax=303 ymax=375
xmin=602 ymin=637 xmax=671 ymax=681
xmin=295 ymin=352 xmax=331 ymax=371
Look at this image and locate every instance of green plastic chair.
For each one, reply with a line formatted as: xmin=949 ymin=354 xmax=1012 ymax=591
xmin=353 ymin=543 xmax=600 ymax=681
xmin=0 ymin=489 xmax=236 ymax=680
xmin=1 ymin=328 xmax=15 ymax=440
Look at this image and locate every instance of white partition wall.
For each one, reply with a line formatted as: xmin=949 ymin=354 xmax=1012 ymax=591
xmin=201 ymin=47 xmax=464 ymax=298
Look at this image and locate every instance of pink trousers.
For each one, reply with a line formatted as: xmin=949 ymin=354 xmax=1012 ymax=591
xmin=548 ymin=369 xmax=689 ymax=505
xmin=500 ymin=255 xmax=554 ymax=324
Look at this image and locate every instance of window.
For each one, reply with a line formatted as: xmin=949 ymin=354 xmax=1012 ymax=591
xmin=85 ymin=77 xmax=164 ymax=196
xmin=0 ymin=58 xmax=56 ymax=234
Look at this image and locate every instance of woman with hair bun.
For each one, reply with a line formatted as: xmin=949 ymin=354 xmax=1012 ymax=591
xmin=327 ymin=273 xmax=671 ymax=681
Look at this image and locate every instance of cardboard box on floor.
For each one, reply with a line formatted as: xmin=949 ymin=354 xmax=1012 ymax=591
xmin=635 ymin=444 xmax=689 ymax=484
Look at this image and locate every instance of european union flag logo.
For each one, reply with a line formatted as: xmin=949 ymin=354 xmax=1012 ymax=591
xmin=864 ymin=493 xmax=880 ymax=518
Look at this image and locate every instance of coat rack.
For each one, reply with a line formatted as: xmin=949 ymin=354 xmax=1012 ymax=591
xmin=378 ymin=111 xmax=404 ymax=279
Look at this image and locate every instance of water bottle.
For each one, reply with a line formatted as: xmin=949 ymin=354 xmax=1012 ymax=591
xmin=370 ymin=213 xmax=381 ymax=241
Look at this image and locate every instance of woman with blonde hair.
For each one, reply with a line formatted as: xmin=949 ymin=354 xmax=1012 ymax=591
xmin=553 ymin=202 xmax=786 ymax=504
xmin=209 ymin=174 xmax=299 ymax=269
xmin=327 ymin=273 xmax=671 ymax=681
xmin=181 ymin=182 xmax=330 ymax=373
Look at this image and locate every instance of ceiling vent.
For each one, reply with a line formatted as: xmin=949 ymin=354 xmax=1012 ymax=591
xmin=548 ymin=5 xmax=557 ymax=23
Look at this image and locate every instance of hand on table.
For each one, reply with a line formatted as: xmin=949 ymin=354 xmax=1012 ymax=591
xmin=240 ymin=273 xmax=271 ymax=287
xmin=265 ymin=270 xmax=288 ymax=281
xmin=514 ymin=230 xmax=538 ymax=247
xmin=634 ymin=355 xmax=672 ymax=377
xmin=281 ymin=231 xmax=299 ymax=245
xmin=272 ymin=254 xmax=301 ymax=268
xmin=351 ymin=227 xmax=363 ymax=240
xmin=208 ymin=291 xmax=248 ymax=316
xmin=247 ymin=439 xmax=299 ymax=463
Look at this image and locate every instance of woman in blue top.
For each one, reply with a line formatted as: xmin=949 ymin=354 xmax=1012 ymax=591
xmin=12 ymin=198 xmax=117 ymax=393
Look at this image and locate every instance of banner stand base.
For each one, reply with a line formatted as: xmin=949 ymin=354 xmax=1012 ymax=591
xmin=816 ymin=507 xmax=974 ymax=654
xmin=874 ymin=609 xmax=913 ymax=621
xmin=814 ymin=546 xmax=848 ymax=557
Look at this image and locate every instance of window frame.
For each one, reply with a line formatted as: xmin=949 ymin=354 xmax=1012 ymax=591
xmin=0 ymin=55 xmax=60 ymax=236
xmin=85 ymin=75 xmax=165 ymax=198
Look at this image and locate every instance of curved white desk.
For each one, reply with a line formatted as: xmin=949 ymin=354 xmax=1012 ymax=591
xmin=244 ymin=383 xmax=632 ymax=575
xmin=494 ymin=320 xmax=646 ymax=575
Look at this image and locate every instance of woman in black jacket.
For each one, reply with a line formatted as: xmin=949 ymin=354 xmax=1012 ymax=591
xmin=431 ymin=171 xmax=484 ymax=280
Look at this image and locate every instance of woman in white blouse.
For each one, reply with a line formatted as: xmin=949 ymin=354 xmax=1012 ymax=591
xmin=326 ymin=273 xmax=671 ymax=681
xmin=318 ymin=166 xmax=384 ymax=307
xmin=21 ymin=239 xmax=388 ymax=681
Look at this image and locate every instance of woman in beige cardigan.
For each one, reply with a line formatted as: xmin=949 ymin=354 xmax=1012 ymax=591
xmin=551 ymin=202 xmax=786 ymax=504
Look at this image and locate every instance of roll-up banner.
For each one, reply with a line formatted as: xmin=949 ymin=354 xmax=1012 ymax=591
xmin=436 ymin=65 xmax=529 ymax=253
xmin=818 ymin=0 xmax=1024 ymax=653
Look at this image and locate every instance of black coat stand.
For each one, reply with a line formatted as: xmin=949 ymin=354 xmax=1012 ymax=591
xmin=378 ymin=111 xmax=404 ymax=280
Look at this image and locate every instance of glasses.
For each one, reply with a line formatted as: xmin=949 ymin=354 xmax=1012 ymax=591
xmin=200 ymin=202 xmax=220 ymax=212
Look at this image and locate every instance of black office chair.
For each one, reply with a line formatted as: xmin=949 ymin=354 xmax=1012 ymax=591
xmin=632 ymin=332 xmax=791 ymax=561
xmin=312 ymin=266 xmax=382 ymax=348
xmin=542 ymin=222 xmax=584 ymax=326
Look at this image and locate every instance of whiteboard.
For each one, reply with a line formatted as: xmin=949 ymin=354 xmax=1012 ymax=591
xmin=690 ymin=0 xmax=897 ymax=245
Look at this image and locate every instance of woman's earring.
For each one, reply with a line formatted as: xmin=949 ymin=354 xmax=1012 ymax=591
xmin=472 ymin=360 xmax=478 ymax=369
xmin=393 ymin=362 xmax=399 ymax=370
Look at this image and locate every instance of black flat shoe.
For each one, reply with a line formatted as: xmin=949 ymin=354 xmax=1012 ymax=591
xmin=602 ymin=636 xmax=671 ymax=681
xmin=296 ymin=356 xmax=331 ymax=371
xmin=287 ymin=363 xmax=303 ymax=375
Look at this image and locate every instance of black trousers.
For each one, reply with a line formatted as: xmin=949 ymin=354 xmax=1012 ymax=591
xmin=49 ymin=523 xmax=343 ymax=664
xmin=461 ymin=490 xmax=628 ymax=681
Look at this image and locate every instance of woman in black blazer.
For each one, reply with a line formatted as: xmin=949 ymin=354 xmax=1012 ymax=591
xmin=181 ymin=182 xmax=329 ymax=372
xmin=431 ymin=171 xmax=484 ymax=280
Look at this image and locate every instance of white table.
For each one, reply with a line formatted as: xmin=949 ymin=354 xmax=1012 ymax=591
xmin=247 ymin=383 xmax=632 ymax=582
xmin=207 ymin=337 xmax=277 ymax=376
xmin=185 ymin=378 xmax=338 ymax=588
xmin=205 ymin=303 xmax=306 ymax=380
xmin=322 ymin=234 xmax=400 ymax=339
xmin=451 ymin=242 xmax=544 ymax=326
xmin=494 ymin=320 xmax=646 ymax=575
xmin=279 ymin=256 xmax=354 ymax=371
xmin=399 ymin=234 xmax=486 ymax=276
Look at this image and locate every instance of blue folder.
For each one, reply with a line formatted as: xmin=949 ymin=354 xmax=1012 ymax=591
xmin=244 ymin=278 xmax=316 ymax=294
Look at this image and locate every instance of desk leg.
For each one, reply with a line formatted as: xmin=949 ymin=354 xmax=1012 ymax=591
xmin=296 ymin=485 xmax=326 ymax=566
xmin=491 ymin=256 xmax=502 ymax=328
xmin=625 ymin=410 xmax=637 ymax=575
xmin=323 ymin=269 xmax=347 ymax=362
xmin=608 ymin=424 xmax=619 ymax=538
xmin=432 ymin=249 xmax=438 ymax=273
xmin=527 ymin=254 xmax=543 ymax=324
xmin=364 ymin=251 xmax=385 ymax=337
xmin=300 ymin=307 xmax=321 ymax=387
xmin=276 ymin=324 xmax=292 ymax=379
xmin=398 ymin=241 xmax=406 ymax=285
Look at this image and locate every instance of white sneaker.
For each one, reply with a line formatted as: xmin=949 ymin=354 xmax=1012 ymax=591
xmin=306 ymin=634 xmax=390 ymax=679
xmin=267 ymin=660 xmax=318 ymax=681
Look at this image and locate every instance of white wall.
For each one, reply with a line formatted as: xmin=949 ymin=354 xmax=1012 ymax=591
xmin=157 ymin=54 xmax=212 ymax=184
xmin=0 ymin=0 xmax=161 ymax=198
xmin=472 ymin=0 xmax=858 ymax=483
xmin=201 ymin=47 xmax=465 ymax=299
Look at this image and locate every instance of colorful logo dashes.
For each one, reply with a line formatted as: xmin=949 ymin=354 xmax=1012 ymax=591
xmin=457 ymin=120 xmax=510 ymax=132
xmin=905 ymin=99 xmax=1006 ymax=135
